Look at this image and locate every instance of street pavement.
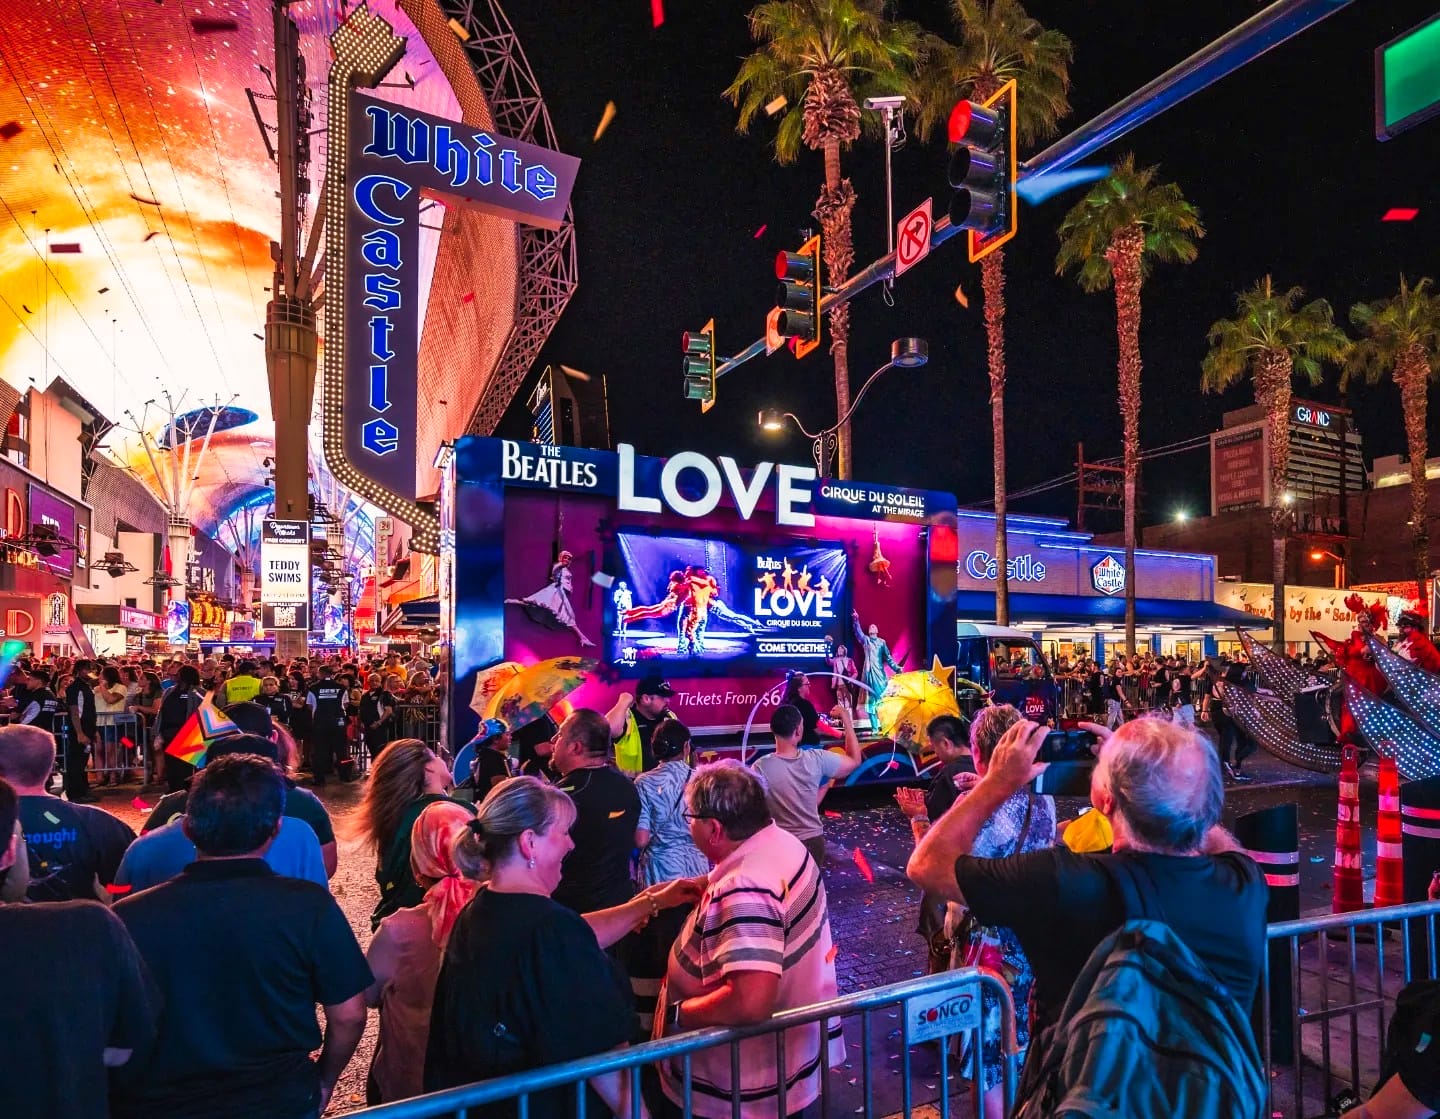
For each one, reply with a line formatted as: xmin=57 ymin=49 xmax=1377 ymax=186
xmin=91 ymin=740 xmax=1378 ymax=1117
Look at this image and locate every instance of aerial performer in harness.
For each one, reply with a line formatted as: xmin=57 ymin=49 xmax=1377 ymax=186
xmin=853 ymin=610 xmax=903 ymax=733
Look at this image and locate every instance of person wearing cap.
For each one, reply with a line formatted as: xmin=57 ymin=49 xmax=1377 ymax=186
xmin=461 ymin=719 xmax=513 ymax=794
xmin=606 ymin=676 xmax=674 ymax=776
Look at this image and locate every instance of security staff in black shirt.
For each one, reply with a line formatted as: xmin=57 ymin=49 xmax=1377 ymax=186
xmin=18 ymin=667 xmax=62 ymax=735
xmin=307 ymin=667 xmax=349 ymax=787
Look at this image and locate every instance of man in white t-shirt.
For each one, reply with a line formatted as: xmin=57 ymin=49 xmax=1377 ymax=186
xmin=753 ymin=701 xmax=861 ymax=866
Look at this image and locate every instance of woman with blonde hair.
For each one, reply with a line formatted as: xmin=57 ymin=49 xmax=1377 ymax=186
xmin=426 ymin=776 xmax=696 ymax=1118
xmin=365 ymin=799 xmax=478 ymax=1104
xmin=353 ymin=738 xmax=472 ymax=930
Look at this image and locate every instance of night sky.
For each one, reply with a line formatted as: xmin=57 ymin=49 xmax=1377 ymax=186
xmin=496 ymin=0 xmax=1435 ymax=529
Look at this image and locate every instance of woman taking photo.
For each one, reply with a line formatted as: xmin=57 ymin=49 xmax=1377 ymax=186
xmin=355 ymin=739 xmax=472 ymax=930
xmin=779 ymin=671 xmax=839 ymax=748
xmin=426 ymin=776 xmax=695 ymax=1118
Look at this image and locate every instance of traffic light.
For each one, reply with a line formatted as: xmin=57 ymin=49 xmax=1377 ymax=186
xmin=947 ymin=78 xmax=1017 ymax=263
xmin=683 ymin=319 xmax=716 ymax=413
xmin=774 ymin=233 xmax=822 ymax=359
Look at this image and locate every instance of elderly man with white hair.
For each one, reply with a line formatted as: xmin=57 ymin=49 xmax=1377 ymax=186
xmin=907 ymin=716 xmax=1267 ymax=1038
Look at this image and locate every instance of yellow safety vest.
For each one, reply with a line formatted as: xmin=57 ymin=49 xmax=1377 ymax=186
xmin=224 ymin=675 xmax=262 ymax=705
xmin=614 ymin=712 xmax=644 ymax=776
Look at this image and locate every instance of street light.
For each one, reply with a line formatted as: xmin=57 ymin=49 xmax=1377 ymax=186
xmin=758 ymin=338 xmax=928 ymax=473
xmin=1310 ymin=548 xmax=1347 ymax=589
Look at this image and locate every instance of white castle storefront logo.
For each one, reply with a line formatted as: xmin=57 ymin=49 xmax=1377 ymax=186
xmin=1092 ymin=554 xmax=1126 ymax=597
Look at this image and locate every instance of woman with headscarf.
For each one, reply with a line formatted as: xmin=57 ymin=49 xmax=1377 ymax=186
xmin=365 ymin=800 xmax=478 ymax=1104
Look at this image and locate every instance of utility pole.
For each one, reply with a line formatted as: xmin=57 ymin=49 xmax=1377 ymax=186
xmin=264 ymin=0 xmax=318 ymax=661
xmin=1075 ymin=443 xmax=1125 ymax=533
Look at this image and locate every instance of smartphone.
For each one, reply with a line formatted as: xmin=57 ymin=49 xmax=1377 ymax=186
xmin=1038 ymin=728 xmax=1098 ymax=764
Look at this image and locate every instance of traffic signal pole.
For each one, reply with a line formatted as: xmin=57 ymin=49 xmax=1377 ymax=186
xmin=713 ymin=0 xmax=1354 ymax=383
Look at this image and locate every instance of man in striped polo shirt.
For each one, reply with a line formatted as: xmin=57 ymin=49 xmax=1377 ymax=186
xmin=656 ymin=760 xmax=844 ymax=1118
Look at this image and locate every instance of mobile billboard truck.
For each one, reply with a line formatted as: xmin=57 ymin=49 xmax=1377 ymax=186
xmin=437 ymin=437 xmax=964 ymax=780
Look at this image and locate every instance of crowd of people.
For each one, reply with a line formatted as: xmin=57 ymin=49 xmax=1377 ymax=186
xmin=0 ymin=649 xmax=444 ymax=800
xmin=3 ymin=648 xmax=1434 ymax=1119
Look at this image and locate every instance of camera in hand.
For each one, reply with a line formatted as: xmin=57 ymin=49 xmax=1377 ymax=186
xmin=1032 ymin=728 xmax=1098 ymax=797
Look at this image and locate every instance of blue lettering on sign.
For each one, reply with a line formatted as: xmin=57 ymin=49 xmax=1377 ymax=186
xmin=354 ymin=173 xmax=411 ymax=226
xmin=363 ymin=104 xmax=560 ymax=202
xmin=362 ymin=418 xmax=400 ymax=456
xmin=964 ymin=550 xmax=1048 ymax=583
xmin=353 ymin=166 xmax=412 ymax=464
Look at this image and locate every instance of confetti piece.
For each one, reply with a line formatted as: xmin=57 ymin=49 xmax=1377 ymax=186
xmin=825 ymin=944 xmax=839 ymax=963
xmin=852 ymin=848 xmax=874 ymax=883
xmin=651 ymin=0 xmax=665 ymax=27
xmin=130 ymin=796 xmax=151 ymax=812
xmin=559 ymin=364 xmax=592 ymax=382
xmin=448 ymin=16 xmax=471 ymax=40
xmin=593 ymin=101 xmax=617 ymax=143
xmin=608 ymin=810 xmax=626 ymax=818
xmin=954 ymin=284 xmax=969 ymax=308
xmin=591 ymin=571 xmax=616 ymax=589
xmin=144 ymin=231 xmax=161 ymax=242
xmin=105 ymin=883 xmax=132 ymax=896
xmin=824 ymin=810 xmax=841 ymax=819
xmin=765 ymin=95 xmax=787 ymax=117
xmin=1310 ymin=856 xmax=1326 ymax=863
xmin=700 ymin=750 xmax=717 ymax=761
xmin=882 ymin=760 xmax=899 ymax=771
xmin=44 ymin=811 xmax=59 ymax=824
xmin=462 ymin=292 xmax=475 ymax=304
xmin=753 ymin=224 xmax=767 ymax=239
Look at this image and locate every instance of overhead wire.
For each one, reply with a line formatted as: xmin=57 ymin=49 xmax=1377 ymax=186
xmin=965 ymin=434 xmax=1212 ymax=508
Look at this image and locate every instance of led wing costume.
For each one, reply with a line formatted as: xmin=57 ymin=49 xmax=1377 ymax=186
xmin=1312 ymin=593 xmax=1388 ymax=746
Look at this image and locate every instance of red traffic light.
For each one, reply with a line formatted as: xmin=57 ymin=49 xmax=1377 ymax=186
xmin=947 ymin=99 xmax=1000 ymax=146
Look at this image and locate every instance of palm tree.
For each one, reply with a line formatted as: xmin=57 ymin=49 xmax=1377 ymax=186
xmin=1055 ymin=156 xmax=1203 ymax=655
xmin=726 ymin=0 xmax=926 ymax=480
xmin=1346 ymin=277 xmax=1440 ymax=597
xmin=911 ymin=0 xmax=1072 ymax=626
xmin=1202 ymin=277 xmax=1349 ymax=652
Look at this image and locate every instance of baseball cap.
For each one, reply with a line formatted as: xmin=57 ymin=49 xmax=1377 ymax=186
xmin=223 ymin=701 xmax=275 ymax=739
xmin=636 ymin=675 xmax=674 ymax=698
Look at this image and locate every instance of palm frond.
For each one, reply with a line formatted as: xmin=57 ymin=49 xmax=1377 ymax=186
xmin=1201 ymin=276 xmax=1348 ymax=396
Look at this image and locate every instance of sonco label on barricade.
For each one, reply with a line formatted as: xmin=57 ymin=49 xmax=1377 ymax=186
xmin=904 ymin=985 xmax=980 ymax=1043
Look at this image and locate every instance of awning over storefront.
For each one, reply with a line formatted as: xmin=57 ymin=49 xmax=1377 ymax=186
xmin=952 ymin=591 xmax=1264 ymax=630
xmin=380 ymin=595 xmax=439 ymax=634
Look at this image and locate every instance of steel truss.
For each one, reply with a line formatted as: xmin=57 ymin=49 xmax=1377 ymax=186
xmin=439 ymin=0 xmax=578 ymax=438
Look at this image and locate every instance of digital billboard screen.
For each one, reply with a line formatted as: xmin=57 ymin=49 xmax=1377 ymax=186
xmin=606 ymin=532 xmax=848 ymax=676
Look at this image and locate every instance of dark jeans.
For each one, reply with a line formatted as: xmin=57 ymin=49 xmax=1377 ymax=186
xmin=803 ymin=835 xmax=827 ymax=867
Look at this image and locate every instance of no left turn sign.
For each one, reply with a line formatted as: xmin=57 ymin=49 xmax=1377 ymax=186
xmin=894 ymin=198 xmax=932 ymax=279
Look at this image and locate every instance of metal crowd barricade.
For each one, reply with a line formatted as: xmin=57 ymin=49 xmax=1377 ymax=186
xmin=396 ymin=702 xmax=442 ymax=750
xmin=1263 ymin=899 xmax=1440 ymax=1118
xmin=350 ymin=969 xmax=1018 ymax=1119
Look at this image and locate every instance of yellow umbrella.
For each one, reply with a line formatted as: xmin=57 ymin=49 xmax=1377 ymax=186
xmin=874 ymin=656 xmax=962 ymax=743
xmin=485 ymin=656 xmax=599 ymax=731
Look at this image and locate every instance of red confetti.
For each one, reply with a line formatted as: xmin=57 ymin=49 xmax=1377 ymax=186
xmin=882 ymin=760 xmax=899 ymax=771
xmin=852 ymin=847 xmax=874 ymax=883
xmin=130 ymin=796 xmax=150 ymax=812
xmin=1382 ymin=207 xmax=1419 ymax=222
xmin=825 ymin=944 xmax=839 ymax=963
xmin=824 ymin=810 xmax=841 ymax=819
xmin=753 ymin=224 xmax=767 ymax=239
xmin=105 ymin=882 xmax=133 ymax=897
xmin=651 ymin=0 xmax=664 ymax=27
xmin=462 ymin=292 xmax=475 ymax=303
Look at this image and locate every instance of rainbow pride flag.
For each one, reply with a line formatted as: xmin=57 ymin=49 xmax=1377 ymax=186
xmin=164 ymin=692 xmax=240 ymax=770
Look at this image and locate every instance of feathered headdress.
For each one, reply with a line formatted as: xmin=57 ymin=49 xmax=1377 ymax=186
xmin=1344 ymin=592 xmax=1388 ymax=631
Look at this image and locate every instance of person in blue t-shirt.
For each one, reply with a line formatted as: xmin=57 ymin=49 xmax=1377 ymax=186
xmin=117 ymin=734 xmax=328 ymax=894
